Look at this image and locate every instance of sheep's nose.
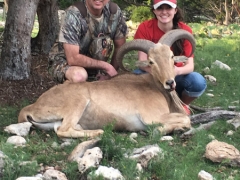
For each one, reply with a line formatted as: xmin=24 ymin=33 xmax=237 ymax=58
xmin=166 ymin=80 xmax=174 ymax=86
xmin=166 ymin=80 xmax=175 ymax=90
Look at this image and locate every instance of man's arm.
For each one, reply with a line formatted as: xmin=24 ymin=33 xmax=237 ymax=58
xmin=110 ymin=37 xmax=126 ymax=70
xmin=63 ymin=43 xmax=118 ymax=77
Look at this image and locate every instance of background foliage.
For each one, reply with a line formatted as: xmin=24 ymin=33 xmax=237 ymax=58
xmin=58 ymin=0 xmax=240 ymax=24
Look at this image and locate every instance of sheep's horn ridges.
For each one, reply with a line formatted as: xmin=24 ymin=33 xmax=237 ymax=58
xmin=117 ymin=29 xmax=196 ymax=71
xmin=159 ymin=29 xmax=196 ymax=57
xmin=116 ymin=39 xmax=155 ymax=71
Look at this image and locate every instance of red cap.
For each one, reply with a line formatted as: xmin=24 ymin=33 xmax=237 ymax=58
xmin=153 ymin=0 xmax=177 ymax=9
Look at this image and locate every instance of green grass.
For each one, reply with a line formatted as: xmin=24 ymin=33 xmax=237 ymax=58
xmin=192 ymin=24 xmax=240 ymax=110
xmin=1 ymin=23 xmax=240 ymax=179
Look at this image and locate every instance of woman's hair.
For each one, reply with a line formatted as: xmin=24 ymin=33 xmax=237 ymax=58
xmin=152 ymin=6 xmax=185 ymax=55
xmin=172 ymin=7 xmax=184 ymax=56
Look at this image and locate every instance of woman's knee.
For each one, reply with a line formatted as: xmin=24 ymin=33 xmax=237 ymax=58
xmin=185 ymin=72 xmax=207 ymax=96
xmin=191 ymin=72 xmax=207 ymax=91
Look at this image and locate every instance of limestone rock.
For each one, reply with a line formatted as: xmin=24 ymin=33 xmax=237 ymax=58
xmin=4 ymin=122 xmax=32 ymax=136
xmin=16 ymin=177 xmax=42 ymax=180
xmin=227 ymin=117 xmax=240 ymax=129
xmin=198 ymin=170 xmax=214 ymax=180
xmin=68 ymin=139 xmax=100 ymax=161
xmin=43 ymin=169 xmax=67 ymax=180
xmin=88 ymin=165 xmax=124 ymax=180
xmin=77 ymin=147 xmax=103 ymax=173
xmin=160 ymin=136 xmax=173 ymax=141
xmin=6 ymin=136 xmax=26 ymax=146
xmin=124 ymin=144 xmax=164 ymax=167
xmin=205 ymin=140 xmax=240 ymax=167
xmin=0 ymin=151 xmax=6 ymax=173
xmin=204 ymin=75 xmax=216 ymax=83
xmin=211 ymin=60 xmax=231 ymax=70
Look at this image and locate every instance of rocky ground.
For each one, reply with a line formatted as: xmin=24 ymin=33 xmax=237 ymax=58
xmin=0 ymin=54 xmax=57 ymax=106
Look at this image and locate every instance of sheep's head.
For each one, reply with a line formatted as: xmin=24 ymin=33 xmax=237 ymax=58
xmin=116 ymin=29 xmax=196 ymax=91
xmin=148 ymin=43 xmax=176 ymax=90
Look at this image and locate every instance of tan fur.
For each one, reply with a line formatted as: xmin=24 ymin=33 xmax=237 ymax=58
xmin=18 ymin=43 xmax=191 ymax=138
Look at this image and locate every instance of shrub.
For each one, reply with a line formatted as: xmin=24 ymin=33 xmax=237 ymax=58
xmin=127 ymin=5 xmax=153 ymax=23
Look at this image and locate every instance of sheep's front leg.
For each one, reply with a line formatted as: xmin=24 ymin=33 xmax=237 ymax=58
xmin=156 ymin=113 xmax=191 ymax=135
xmin=57 ymin=127 xmax=104 ymax=138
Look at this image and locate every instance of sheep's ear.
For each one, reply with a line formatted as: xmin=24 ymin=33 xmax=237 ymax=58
xmin=135 ymin=60 xmax=149 ymax=67
xmin=173 ymin=56 xmax=188 ymax=63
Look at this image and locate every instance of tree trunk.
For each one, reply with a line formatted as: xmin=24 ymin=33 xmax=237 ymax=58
xmin=190 ymin=110 xmax=240 ymax=125
xmin=31 ymin=0 xmax=59 ymax=54
xmin=224 ymin=0 xmax=231 ymax=25
xmin=232 ymin=0 xmax=240 ymax=19
xmin=0 ymin=0 xmax=39 ymax=80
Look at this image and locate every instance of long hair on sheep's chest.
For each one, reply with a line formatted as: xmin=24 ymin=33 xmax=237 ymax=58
xmin=169 ymin=91 xmax=186 ymax=114
xmin=147 ymin=74 xmax=186 ymax=115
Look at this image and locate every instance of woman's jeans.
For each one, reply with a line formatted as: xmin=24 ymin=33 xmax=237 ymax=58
xmin=175 ymin=72 xmax=207 ymax=98
xmin=133 ymin=69 xmax=207 ymax=98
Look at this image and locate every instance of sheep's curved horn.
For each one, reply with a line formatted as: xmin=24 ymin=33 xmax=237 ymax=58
xmin=159 ymin=29 xmax=196 ymax=57
xmin=116 ymin=39 xmax=155 ymax=71
xmin=117 ymin=29 xmax=196 ymax=71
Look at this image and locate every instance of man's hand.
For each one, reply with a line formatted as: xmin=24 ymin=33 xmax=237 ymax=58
xmin=96 ymin=73 xmax=111 ymax=81
xmin=105 ymin=63 xmax=118 ymax=77
xmin=96 ymin=64 xmax=118 ymax=81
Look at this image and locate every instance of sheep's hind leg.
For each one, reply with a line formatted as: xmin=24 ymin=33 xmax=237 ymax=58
xmin=56 ymin=99 xmax=104 ymax=138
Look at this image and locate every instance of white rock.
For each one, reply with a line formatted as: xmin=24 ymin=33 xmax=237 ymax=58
xmin=226 ymin=130 xmax=234 ymax=136
xmin=43 ymin=169 xmax=67 ymax=180
xmin=228 ymin=106 xmax=237 ymax=111
xmin=6 ymin=136 xmax=26 ymax=146
xmin=208 ymin=134 xmax=215 ymax=140
xmin=198 ymin=170 xmax=214 ymax=180
xmin=160 ymin=136 xmax=173 ymax=141
xmin=129 ymin=132 xmax=138 ymax=143
xmin=77 ymin=147 xmax=103 ymax=173
xmin=125 ymin=144 xmax=164 ymax=167
xmin=136 ymin=163 xmax=143 ymax=173
xmin=51 ymin=142 xmax=59 ymax=149
xmin=88 ymin=166 xmax=124 ymax=180
xmin=211 ymin=60 xmax=231 ymax=70
xmin=4 ymin=122 xmax=32 ymax=136
xmin=227 ymin=117 xmax=240 ymax=129
xmin=204 ymin=75 xmax=216 ymax=83
xmin=60 ymin=141 xmax=72 ymax=148
xmin=0 ymin=151 xmax=6 ymax=173
xmin=16 ymin=177 xmax=42 ymax=180
xmin=68 ymin=139 xmax=100 ymax=161
xmin=206 ymin=93 xmax=214 ymax=97
xmin=35 ymin=174 xmax=43 ymax=178
xmin=129 ymin=132 xmax=138 ymax=139
xmin=203 ymin=67 xmax=210 ymax=74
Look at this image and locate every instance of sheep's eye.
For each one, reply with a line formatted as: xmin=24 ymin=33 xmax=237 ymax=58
xmin=171 ymin=55 xmax=174 ymax=59
xmin=149 ymin=61 xmax=154 ymax=65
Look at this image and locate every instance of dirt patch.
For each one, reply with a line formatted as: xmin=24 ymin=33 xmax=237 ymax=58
xmin=0 ymin=54 xmax=57 ymax=107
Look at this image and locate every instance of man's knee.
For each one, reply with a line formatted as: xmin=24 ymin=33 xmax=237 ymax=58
xmin=65 ymin=67 xmax=88 ymax=83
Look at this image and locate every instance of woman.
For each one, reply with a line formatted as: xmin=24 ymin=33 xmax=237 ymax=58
xmin=134 ymin=0 xmax=207 ymax=114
